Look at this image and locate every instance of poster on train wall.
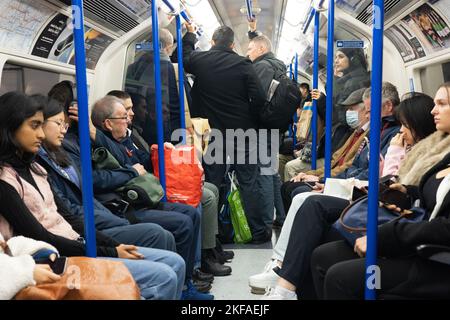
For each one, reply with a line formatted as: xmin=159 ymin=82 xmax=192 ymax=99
xmin=31 ymin=14 xmax=70 ymax=59
xmin=386 ymin=3 xmax=450 ymax=62
xmin=68 ymin=29 xmax=114 ymax=70
xmin=385 ymin=25 xmax=426 ymax=63
xmin=0 ymin=0 xmax=53 ymax=53
xmin=32 ymin=13 xmax=114 ymax=70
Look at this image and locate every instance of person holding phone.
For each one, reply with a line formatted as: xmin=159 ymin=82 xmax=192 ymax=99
xmin=0 ymin=232 xmax=62 ymax=300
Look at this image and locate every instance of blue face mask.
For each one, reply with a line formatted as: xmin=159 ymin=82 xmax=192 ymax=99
xmin=346 ymin=110 xmax=360 ymax=129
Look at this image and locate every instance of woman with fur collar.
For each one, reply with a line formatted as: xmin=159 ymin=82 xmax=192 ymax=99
xmin=312 ymin=82 xmax=450 ymax=299
xmin=0 ymin=232 xmax=60 ymax=300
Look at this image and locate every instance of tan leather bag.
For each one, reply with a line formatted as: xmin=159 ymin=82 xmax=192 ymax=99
xmin=15 ymin=257 xmax=140 ymax=300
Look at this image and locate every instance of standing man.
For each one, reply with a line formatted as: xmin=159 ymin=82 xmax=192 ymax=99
xmin=246 ymin=23 xmax=287 ymax=229
xmin=182 ymin=24 xmax=270 ymax=243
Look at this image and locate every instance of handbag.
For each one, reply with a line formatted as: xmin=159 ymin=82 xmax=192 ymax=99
xmin=15 ymin=257 xmax=140 ymax=300
xmin=333 ymin=196 xmax=426 ymax=246
xmin=151 ymin=144 xmax=203 ymax=207
xmin=92 ymin=147 xmax=164 ymax=210
xmin=227 ymin=171 xmax=252 ymax=244
xmin=296 ymin=103 xmax=312 ymax=142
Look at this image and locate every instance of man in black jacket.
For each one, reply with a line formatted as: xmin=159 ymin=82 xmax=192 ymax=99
xmin=182 ymin=24 xmax=269 ymax=243
xmin=246 ymin=29 xmax=287 ymax=230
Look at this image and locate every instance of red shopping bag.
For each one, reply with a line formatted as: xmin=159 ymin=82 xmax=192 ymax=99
xmin=151 ymin=144 xmax=204 ymax=207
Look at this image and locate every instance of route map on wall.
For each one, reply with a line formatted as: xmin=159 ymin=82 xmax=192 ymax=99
xmin=0 ymin=0 xmax=53 ymax=53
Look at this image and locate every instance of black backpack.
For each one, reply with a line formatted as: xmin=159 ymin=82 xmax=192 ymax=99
xmin=259 ymin=60 xmax=302 ymax=132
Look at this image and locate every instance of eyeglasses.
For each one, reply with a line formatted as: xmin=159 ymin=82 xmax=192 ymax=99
xmin=107 ymin=116 xmax=128 ymax=121
xmin=46 ymin=120 xmax=69 ymax=131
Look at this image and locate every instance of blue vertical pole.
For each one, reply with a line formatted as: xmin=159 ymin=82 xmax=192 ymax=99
xmin=71 ymin=0 xmax=96 ymax=257
xmin=289 ymin=63 xmax=293 ymax=138
xmin=246 ymin=0 xmax=254 ymax=20
xmin=176 ymin=15 xmax=186 ymax=144
xmin=293 ymin=53 xmax=299 ymax=147
xmin=152 ymin=0 xmax=167 ymax=201
xmin=366 ymin=0 xmax=384 ymax=300
xmin=311 ymin=11 xmax=320 ymax=170
xmin=409 ymin=78 xmax=415 ymax=92
xmin=324 ymin=0 xmax=335 ymax=180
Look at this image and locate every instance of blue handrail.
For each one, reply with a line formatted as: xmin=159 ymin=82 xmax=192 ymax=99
xmin=303 ymin=8 xmax=315 ymax=34
xmin=71 ymin=0 xmax=97 ymax=257
xmin=176 ymin=15 xmax=187 ymax=144
xmin=293 ymin=53 xmax=299 ymax=147
xmin=162 ymin=0 xmax=175 ymax=12
xmin=365 ymin=0 xmax=385 ymax=300
xmin=324 ymin=0 xmax=335 ymax=180
xmin=303 ymin=0 xmax=325 ymax=34
xmin=152 ymin=0 xmax=167 ymax=201
xmin=246 ymin=0 xmax=255 ymax=21
xmin=288 ymin=63 xmax=293 ymax=138
xmin=311 ymin=10 xmax=320 ymax=170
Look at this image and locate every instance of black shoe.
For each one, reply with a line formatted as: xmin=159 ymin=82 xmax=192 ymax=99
xmin=201 ymin=256 xmax=232 ymax=276
xmin=193 ymin=268 xmax=214 ymax=283
xmin=193 ymin=279 xmax=212 ymax=293
xmin=214 ymin=240 xmax=234 ymax=262
xmin=211 ymin=248 xmax=229 ymax=264
xmin=221 ymin=250 xmax=234 ymax=261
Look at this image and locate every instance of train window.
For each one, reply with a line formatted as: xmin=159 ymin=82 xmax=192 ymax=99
xmin=124 ymin=32 xmax=175 ymax=147
xmin=0 ymin=63 xmax=67 ymax=96
xmin=420 ymin=60 xmax=450 ymax=96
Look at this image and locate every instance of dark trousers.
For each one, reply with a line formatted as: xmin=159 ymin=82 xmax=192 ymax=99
xmin=133 ymin=202 xmax=199 ymax=283
xmin=311 ymin=240 xmax=450 ymax=299
xmin=204 ymin=132 xmax=266 ymax=240
xmin=276 ymin=195 xmax=349 ymax=298
xmin=281 ymin=181 xmax=312 ymax=212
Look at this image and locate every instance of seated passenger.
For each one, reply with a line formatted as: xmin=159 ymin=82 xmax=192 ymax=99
xmin=282 ymin=83 xmax=401 ymax=211
xmin=254 ymin=89 xmax=437 ymax=299
xmin=283 ymin=91 xmax=326 ymax=181
xmin=311 ymin=83 xmax=450 ymax=299
xmin=107 ymin=90 xmax=232 ymax=278
xmin=88 ymin=95 xmax=215 ymax=299
xmin=0 ymin=92 xmax=185 ymax=300
xmin=47 ymin=81 xmax=213 ymax=298
xmin=0 ymin=232 xmax=61 ymax=300
xmin=36 ymin=94 xmax=192 ymax=248
xmin=282 ymin=87 xmax=369 ymax=210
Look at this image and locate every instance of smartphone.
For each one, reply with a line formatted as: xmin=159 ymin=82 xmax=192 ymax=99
xmin=304 ymin=181 xmax=316 ymax=189
xmin=37 ymin=257 xmax=68 ymax=275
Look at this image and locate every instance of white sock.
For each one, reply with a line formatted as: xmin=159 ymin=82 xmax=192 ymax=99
xmin=274 ymin=285 xmax=296 ymax=298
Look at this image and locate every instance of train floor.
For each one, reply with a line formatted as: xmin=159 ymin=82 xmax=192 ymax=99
xmin=209 ymin=229 xmax=280 ymax=300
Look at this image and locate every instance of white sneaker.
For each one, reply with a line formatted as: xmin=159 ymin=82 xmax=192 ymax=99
xmin=248 ymin=260 xmax=280 ymax=294
xmin=261 ymin=286 xmax=297 ymax=300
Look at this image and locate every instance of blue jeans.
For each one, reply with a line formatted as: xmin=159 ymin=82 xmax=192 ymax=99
xmin=106 ymin=247 xmax=185 ymax=300
xmin=101 ymin=223 xmax=176 ymax=252
xmin=134 ymin=202 xmax=201 ymax=282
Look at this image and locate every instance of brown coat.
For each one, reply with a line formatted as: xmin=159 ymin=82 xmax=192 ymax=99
xmin=305 ymin=128 xmax=369 ymax=178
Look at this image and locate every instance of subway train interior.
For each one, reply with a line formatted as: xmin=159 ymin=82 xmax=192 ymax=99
xmin=1 ymin=0 xmax=450 ymax=302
